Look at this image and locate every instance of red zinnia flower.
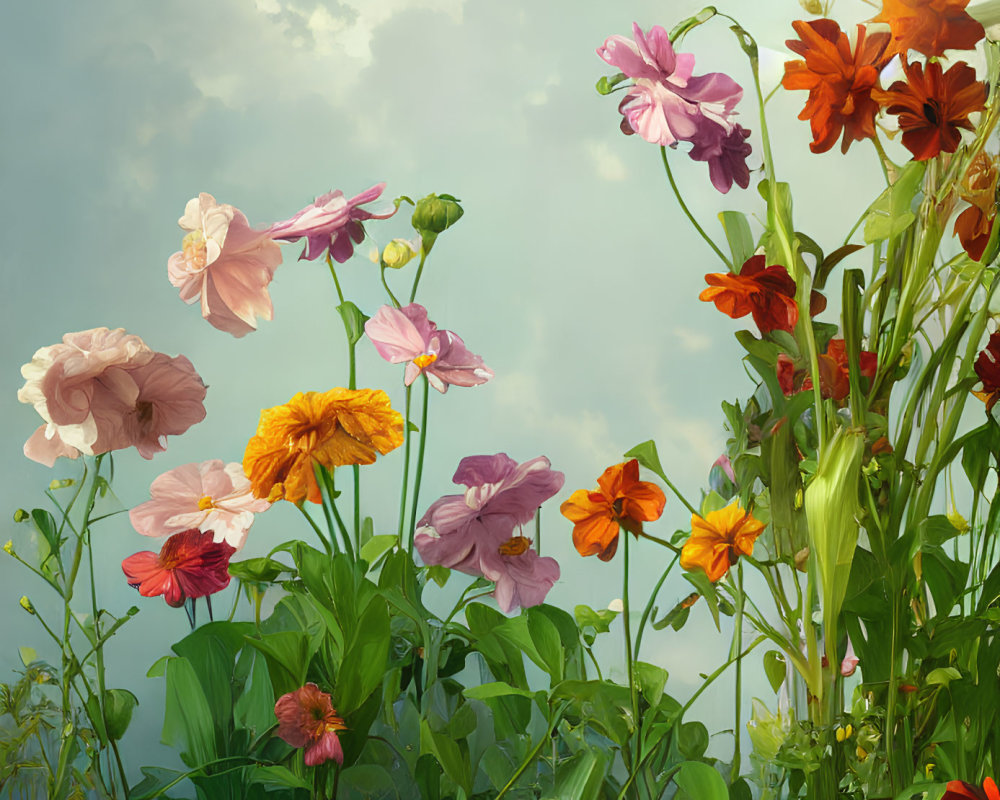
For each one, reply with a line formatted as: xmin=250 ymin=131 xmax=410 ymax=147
xmin=777 ymin=338 xmax=878 ymax=403
xmin=782 ymin=19 xmax=892 ymax=154
xmin=274 ymin=683 xmax=347 ymax=766
xmin=121 ymin=529 xmax=235 ymax=607
xmin=872 ymin=59 xmax=986 ymax=161
xmin=942 ymin=777 xmax=1000 ymax=800
xmin=873 ymin=0 xmax=985 ymax=58
xmin=973 ymin=331 xmax=1000 ymax=411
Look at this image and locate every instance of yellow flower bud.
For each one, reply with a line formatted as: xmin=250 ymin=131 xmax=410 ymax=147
xmin=49 ymin=478 xmax=74 ymax=490
xmin=925 ymin=763 xmax=935 ymax=779
xmin=13 ymin=509 xmax=29 ymax=523
xmin=3 ymin=540 xmax=13 ymax=555
xmin=798 ymin=0 xmax=823 ymax=14
xmin=845 ymin=723 xmax=853 ymax=739
xmin=856 ymin=745 xmax=868 ymax=762
xmin=381 ymin=238 xmax=419 ymax=269
xmin=836 ymin=726 xmax=846 ymax=742
xmin=19 ymin=596 xmax=35 ymax=615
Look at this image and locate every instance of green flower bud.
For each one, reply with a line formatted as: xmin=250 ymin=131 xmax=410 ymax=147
xmin=381 ymin=238 xmax=420 ymax=269
xmin=19 ymin=596 xmax=35 ymax=615
xmin=3 ymin=540 xmax=13 ymax=556
xmin=13 ymin=509 xmax=29 ymax=523
xmin=412 ymin=193 xmax=463 ymax=237
xmin=49 ymin=478 xmax=74 ymax=490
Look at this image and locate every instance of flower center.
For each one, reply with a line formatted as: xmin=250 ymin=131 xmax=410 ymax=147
xmin=197 ymin=495 xmax=215 ymax=511
xmin=413 ymin=353 xmax=437 ymax=370
xmin=922 ymin=101 xmax=939 ymax=127
xmin=287 ymin=427 xmax=319 ymax=454
xmin=498 ymin=535 xmax=532 ymax=556
xmin=134 ymin=400 xmax=154 ymax=428
xmin=181 ymin=230 xmax=208 ymax=271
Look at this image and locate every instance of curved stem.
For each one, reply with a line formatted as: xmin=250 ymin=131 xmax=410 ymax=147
xmin=380 ymin=264 xmax=402 ymax=308
xmin=659 ymin=147 xmax=732 ymax=270
xmin=326 ymin=254 xmax=346 ymax=304
xmin=634 ymin=552 xmax=680 ymax=661
xmin=494 ymin=702 xmax=568 ymax=800
xmin=407 ymin=376 xmax=431 ymax=550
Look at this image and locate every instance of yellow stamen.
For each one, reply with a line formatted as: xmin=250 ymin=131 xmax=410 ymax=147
xmin=197 ymin=495 xmax=215 ymax=511
xmin=181 ymin=230 xmax=208 ymax=270
xmin=413 ymin=353 xmax=437 ymax=369
xmin=498 ymin=535 xmax=532 ymax=556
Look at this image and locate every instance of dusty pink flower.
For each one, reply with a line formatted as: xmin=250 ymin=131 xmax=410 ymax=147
xmin=122 ymin=529 xmax=235 ymax=608
xmin=415 ymin=454 xmax=564 ymax=613
xmin=267 ymin=183 xmax=397 ymax=263
xmin=168 ymin=193 xmax=282 ymax=338
xmin=364 ymin=303 xmax=494 ymax=393
xmin=841 ymin=637 xmax=859 ymax=677
xmin=274 ymin=683 xmax=346 ymax=766
xmin=130 ymin=460 xmax=270 ymax=550
xmin=18 ymin=328 xmax=207 ymax=465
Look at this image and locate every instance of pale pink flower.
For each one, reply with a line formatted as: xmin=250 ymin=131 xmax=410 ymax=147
xmin=841 ymin=637 xmax=859 ymax=677
xmin=130 ymin=460 xmax=270 ymax=550
xmin=168 ymin=193 xmax=282 ymax=338
xmin=267 ymin=183 xmax=397 ymax=263
xmin=18 ymin=328 xmax=207 ymax=466
xmin=415 ymin=454 xmax=564 ymax=613
xmin=274 ymin=683 xmax=346 ymax=766
xmin=364 ymin=303 xmax=493 ymax=393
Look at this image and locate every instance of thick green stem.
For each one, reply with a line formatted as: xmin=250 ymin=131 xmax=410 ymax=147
xmin=622 ymin=531 xmax=639 ymax=799
xmin=730 ymin=562 xmax=745 ymax=784
xmin=398 ymin=384 xmax=413 ymax=542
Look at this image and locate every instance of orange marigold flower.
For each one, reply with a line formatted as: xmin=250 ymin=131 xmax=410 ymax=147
xmin=560 ymin=459 xmax=665 ymax=561
xmin=244 ymin=388 xmax=404 ymax=504
xmin=782 ymin=19 xmax=892 ymax=154
xmin=680 ymin=502 xmax=765 ymax=582
xmin=955 ymin=151 xmax=1000 ymax=262
xmin=872 ymin=59 xmax=986 ymax=162
xmin=973 ymin=331 xmax=1000 ymax=412
xmin=873 ymin=0 xmax=984 ymax=58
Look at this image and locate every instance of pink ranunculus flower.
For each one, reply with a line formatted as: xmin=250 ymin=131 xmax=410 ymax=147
xmin=415 ymin=454 xmax=564 ymax=613
xmin=168 ymin=193 xmax=283 ymax=338
xmin=18 ymin=328 xmax=207 ymax=465
xmin=130 ymin=460 xmax=270 ymax=550
xmin=267 ymin=183 xmax=397 ymax=263
xmin=364 ymin=303 xmax=493 ymax=393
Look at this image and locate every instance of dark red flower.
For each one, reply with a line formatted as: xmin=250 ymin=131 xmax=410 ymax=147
xmin=122 ymin=529 xmax=235 ymax=607
xmin=955 ymin=151 xmax=1000 ymax=261
xmin=778 ymin=339 xmax=878 ymax=403
xmin=872 ymin=59 xmax=986 ymax=161
xmin=873 ymin=0 xmax=984 ymax=58
xmin=973 ymin=332 xmax=1000 ymax=411
xmin=942 ymin=777 xmax=1000 ymax=800
xmin=782 ymin=20 xmax=892 ymax=153
xmin=274 ymin=683 xmax=347 ymax=766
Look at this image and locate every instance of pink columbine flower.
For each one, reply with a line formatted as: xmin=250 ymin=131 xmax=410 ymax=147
xmin=18 ymin=328 xmax=207 ymax=466
xmin=168 ymin=193 xmax=282 ymax=338
xmin=415 ymin=454 xmax=564 ymax=613
xmin=267 ymin=183 xmax=397 ymax=263
xmin=274 ymin=683 xmax=347 ymax=766
xmin=364 ymin=303 xmax=494 ymax=393
xmin=130 ymin=460 xmax=271 ymax=551
xmin=122 ymin=529 xmax=236 ymax=608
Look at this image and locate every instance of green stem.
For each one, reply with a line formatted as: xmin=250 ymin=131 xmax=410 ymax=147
xmin=634 ymin=553 xmax=680 ymax=660
xmin=408 ymin=376 xmax=431 ymax=550
xmin=326 ymin=254 xmax=346 ymax=304
xmin=730 ymin=562 xmax=745 ymax=784
xmin=409 ymin=251 xmax=428 ymax=304
xmin=623 ymin=531 xmax=639 ymax=799
xmin=659 ymin=147 xmax=732 ymax=270
xmin=380 ymin=264 xmax=402 ymax=308
xmin=297 ymin=501 xmax=333 ymax=556
xmin=398 ymin=384 xmax=413 ymax=542
xmin=494 ymin=702 xmax=568 ymax=800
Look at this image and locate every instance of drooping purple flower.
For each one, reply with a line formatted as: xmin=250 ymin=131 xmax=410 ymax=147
xmin=688 ymin=123 xmax=753 ymax=194
xmin=415 ymin=454 xmax=564 ymax=613
xmin=267 ymin=183 xmax=397 ymax=263
xmin=364 ymin=303 xmax=493 ymax=393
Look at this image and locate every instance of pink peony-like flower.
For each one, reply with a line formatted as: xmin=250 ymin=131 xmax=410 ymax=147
xmin=122 ymin=529 xmax=235 ymax=607
xmin=688 ymin=123 xmax=753 ymax=194
xmin=267 ymin=183 xmax=397 ymax=263
xmin=18 ymin=328 xmax=207 ymax=466
xmin=168 ymin=193 xmax=283 ymax=337
xmin=364 ymin=303 xmax=494 ymax=393
xmin=274 ymin=683 xmax=347 ymax=766
xmin=130 ymin=460 xmax=270 ymax=550
xmin=415 ymin=454 xmax=564 ymax=613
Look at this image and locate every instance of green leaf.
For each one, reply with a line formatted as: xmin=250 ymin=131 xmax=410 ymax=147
xmin=244 ymin=631 xmax=312 ymax=697
xmin=526 ymin=607 xmax=564 ymax=683
xmin=104 ymin=688 xmax=138 ymax=741
xmin=337 ymin=597 xmax=391 ymax=714
xmin=361 ymin=534 xmax=398 ymax=565
xmin=795 ymin=231 xmax=824 ymax=270
xmin=146 ymin=654 xmax=170 ymax=678
xmin=863 ymin=161 xmax=925 ymax=243
xmin=426 ymin=564 xmax=450 ymax=587
xmin=162 ymin=657 xmax=216 ymax=766
xmin=677 ymin=720 xmax=709 ymax=759
xmin=718 ymin=211 xmax=755 ymax=268
xmin=763 ymin=650 xmax=786 ymax=693
xmin=961 ymin=421 xmax=1000 ymax=495
xmin=552 ymin=746 xmax=608 ymax=800
xmin=360 ymin=515 xmax=375 ymax=546
xmin=18 ymin=646 xmax=37 ymax=666
xmin=683 ymin=571 xmax=721 ymax=631
xmin=623 ymin=439 xmax=669 ymax=483
xmin=574 ymin=604 xmax=619 ymax=635
xmin=247 ymin=765 xmax=312 ymax=790
xmin=30 ymin=508 xmax=60 ymax=553
xmin=635 ymin=662 xmax=669 ymax=709
xmin=463 ymin=681 xmax=537 ymax=701
xmin=674 ymin=760 xmax=728 ymax=800
xmin=420 ymin=719 xmax=472 ymax=794
xmin=925 ymin=667 xmax=962 ymax=687
xmin=815 ymin=244 xmax=865 ymax=290
xmin=337 ymin=764 xmax=399 ymax=798
xmin=337 ymin=301 xmax=370 ymax=346
xmin=233 ymin=648 xmax=275 ymax=738
xmin=228 ymin=557 xmax=291 ymax=584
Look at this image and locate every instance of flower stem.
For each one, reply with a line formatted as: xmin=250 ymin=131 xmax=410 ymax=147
xmin=326 ymin=254 xmax=346 ymax=304
xmin=494 ymin=702 xmax=569 ymax=799
xmin=634 ymin=552 xmax=680 ymax=660
xmin=622 ymin=531 xmax=639 ymax=798
xmin=659 ymin=146 xmax=732 ymax=270
xmin=398 ymin=384 xmax=413 ymax=542
xmin=409 ymin=251 xmax=428 ymax=304
xmin=380 ymin=264 xmax=402 ymax=308
xmin=407 ymin=376 xmax=431 ymax=550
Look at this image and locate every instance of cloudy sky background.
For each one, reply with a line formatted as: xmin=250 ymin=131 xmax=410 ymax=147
xmin=2 ymin=0 xmax=893 ymax=781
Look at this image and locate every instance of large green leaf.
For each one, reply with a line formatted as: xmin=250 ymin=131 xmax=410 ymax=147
xmin=551 ymin=747 xmax=608 ymax=800
xmin=420 ymin=719 xmax=472 ymax=794
xmin=863 ymin=161 xmax=925 ymax=243
xmin=526 ymin=607 xmax=564 ymax=683
xmin=674 ymin=761 xmax=728 ymax=800
xmin=718 ymin=211 xmax=755 ymax=268
xmin=161 ymin=657 xmax=216 ymax=766
xmin=337 ymin=598 xmax=391 ymax=714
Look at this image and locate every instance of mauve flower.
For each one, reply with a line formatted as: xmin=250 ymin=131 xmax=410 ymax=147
xmin=841 ymin=637 xmax=859 ymax=677
xmin=268 ymin=183 xmax=397 ymax=263
xmin=688 ymin=122 xmax=753 ymax=193
xmin=18 ymin=328 xmax=207 ymax=466
xmin=274 ymin=683 xmax=347 ymax=766
xmin=364 ymin=303 xmax=494 ymax=394
xmin=130 ymin=460 xmax=270 ymax=550
xmin=122 ymin=528 xmax=235 ymax=607
xmin=168 ymin=193 xmax=283 ymax=338
xmin=415 ymin=454 xmax=564 ymax=613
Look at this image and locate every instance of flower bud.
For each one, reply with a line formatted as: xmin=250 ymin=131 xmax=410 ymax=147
xmin=3 ymin=540 xmax=13 ymax=556
xmin=49 ymin=478 xmax=74 ymax=490
xmin=381 ymin=238 xmax=419 ymax=269
xmin=836 ymin=726 xmax=846 ymax=742
xmin=19 ymin=596 xmax=35 ymax=615
xmin=798 ymin=0 xmax=823 ymax=13
xmin=411 ymin=194 xmax=463 ymax=237
xmin=13 ymin=509 xmax=29 ymax=523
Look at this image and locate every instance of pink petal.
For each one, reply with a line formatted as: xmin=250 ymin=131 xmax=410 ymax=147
xmin=305 ymin=731 xmax=344 ymax=766
xmin=364 ymin=305 xmax=427 ymax=363
xmin=23 ymin=425 xmax=81 ymax=467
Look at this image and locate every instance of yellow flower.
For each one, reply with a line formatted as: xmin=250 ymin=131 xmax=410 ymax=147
xmin=680 ymin=502 xmax=765 ymax=582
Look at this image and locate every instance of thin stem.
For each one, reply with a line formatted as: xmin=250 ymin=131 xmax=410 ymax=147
xmin=635 ymin=553 xmax=680 ymax=660
xmin=637 ymin=530 xmax=682 ymax=554
xmin=380 ymin=264 xmax=402 ymax=308
xmin=398 ymin=384 xmax=413 ymax=542
xmin=409 ymin=251 xmax=428 ymax=304
xmin=659 ymin=147 xmax=732 ymax=270
xmin=407 ymin=376 xmax=431 ymax=550
xmin=494 ymin=702 xmax=568 ymax=800
xmin=325 ymin=254 xmax=346 ymax=304
xmin=622 ymin=531 xmax=639 ymax=799
xmin=730 ymin=561 xmax=745 ymax=784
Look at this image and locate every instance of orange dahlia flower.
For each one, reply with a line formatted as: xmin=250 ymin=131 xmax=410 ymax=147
xmin=680 ymin=502 xmax=765 ymax=582
xmin=244 ymin=388 xmax=404 ymax=504
xmin=955 ymin=151 xmax=1000 ymax=262
xmin=872 ymin=59 xmax=986 ymax=161
xmin=782 ymin=20 xmax=892 ymax=154
xmin=873 ymin=0 xmax=984 ymax=58
xmin=560 ymin=459 xmax=665 ymax=561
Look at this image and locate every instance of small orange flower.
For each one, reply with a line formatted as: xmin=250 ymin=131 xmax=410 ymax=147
xmin=244 ymin=388 xmax=404 ymax=504
xmin=954 ymin=151 xmax=1000 ymax=262
xmin=873 ymin=0 xmax=984 ymax=58
xmin=872 ymin=59 xmax=986 ymax=161
xmin=560 ymin=459 xmax=665 ymax=561
xmin=680 ymin=502 xmax=765 ymax=582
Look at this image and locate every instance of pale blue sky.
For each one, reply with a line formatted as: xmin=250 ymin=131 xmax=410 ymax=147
xmin=2 ymin=0 xmax=886 ymax=780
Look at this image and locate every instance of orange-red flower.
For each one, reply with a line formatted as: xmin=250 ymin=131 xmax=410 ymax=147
xmin=955 ymin=151 xmax=1000 ymax=261
xmin=121 ymin=529 xmax=236 ymax=608
xmin=782 ymin=20 xmax=892 ymax=154
xmin=872 ymin=59 xmax=986 ymax=161
xmin=942 ymin=777 xmax=1000 ymax=800
xmin=560 ymin=459 xmax=665 ymax=561
xmin=777 ymin=338 xmax=878 ymax=404
xmin=873 ymin=0 xmax=984 ymax=58
xmin=680 ymin=502 xmax=765 ymax=582
xmin=973 ymin=331 xmax=1000 ymax=412
xmin=274 ymin=683 xmax=347 ymax=766
xmin=244 ymin=388 xmax=404 ymax=504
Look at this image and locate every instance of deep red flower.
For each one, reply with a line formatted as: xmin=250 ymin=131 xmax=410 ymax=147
xmin=782 ymin=19 xmax=892 ymax=154
xmin=121 ymin=529 xmax=235 ymax=607
xmin=872 ymin=59 xmax=986 ymax=161
xmin=873 ymin=0 xmax=984 ymax=58
xmin=973 ymin=331 xmax=1000 ymax=411
xmin=274 ymin=683 xmax=347 ymax=766
xmin=777 ymin=339 xmax=878 ymax=403
xmin=955 ymin=151 xmax=1000 ymax=262
xmin=942 ymin=777 xmax=1000 ymax=800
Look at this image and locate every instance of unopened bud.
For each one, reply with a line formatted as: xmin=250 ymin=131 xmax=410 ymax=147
xmin=411 ymin=193 xmax=463 ymax=237
xmin=798 ymin=0 xmax=823 ymax=13
xmin=19 ymin=596 xmax=35 ymax=615
xmin=836 ymin=726 xmax=846 ymax=742
xmin=13 ymin=509 xmax=29 ymax=523
xmin=3 ymin=540 xmax=13 ymax=556
xmin=382 ymin=237 xmax=420 ymax=269
xmin=49 ymin=478 xmax=74 ymax=490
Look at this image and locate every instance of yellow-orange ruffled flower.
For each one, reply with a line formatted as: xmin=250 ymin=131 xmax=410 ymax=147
xmin=244 ymin=388 xmax=403 ymax=504
xmin=680 ymin=502 xmax=764 ymax=582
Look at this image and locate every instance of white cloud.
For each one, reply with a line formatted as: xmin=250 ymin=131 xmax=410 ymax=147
xmin=584 ymin=140 xmax=627 ymax=182
xmin=674 ymin=326 xmax=711 ymax=352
